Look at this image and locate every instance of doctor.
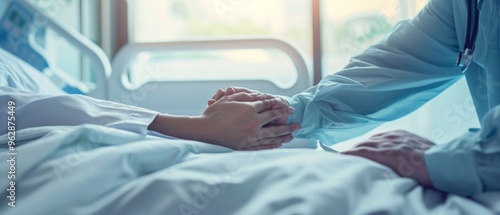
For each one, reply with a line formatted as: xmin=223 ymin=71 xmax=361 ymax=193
xmin=0 ymin=86 xmax=300 ymax=151
xmin=210 ymin=0 xmax=500 ymax=196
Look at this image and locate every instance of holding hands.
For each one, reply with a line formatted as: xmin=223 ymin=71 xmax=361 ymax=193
xmin=208 ymin=87 xmax=290 ymax=126
xmin=202 ymin=91 xmax=300 ymax=150
xmin=149 ymin=89 xmax=300 ymax=150
xmin=206 ymin=87 xmax=299 ymax=150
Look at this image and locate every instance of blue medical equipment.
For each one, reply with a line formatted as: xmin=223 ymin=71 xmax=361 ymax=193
xmin=0 ymin=0 xmax=111 ymax=96
xmin=456 ymin=0 xmax=479 ymax=72
xmin=0 ymin=0 xmax=87 ymax=94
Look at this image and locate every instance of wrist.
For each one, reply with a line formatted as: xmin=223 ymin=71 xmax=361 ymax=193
xmin=189 ymin=115 xmax=216 ymax=143
xmin=148 ymin=114 xmax=212 ymax=142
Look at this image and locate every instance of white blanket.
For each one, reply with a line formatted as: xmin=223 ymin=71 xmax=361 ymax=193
xmin=0 ymin=125 xmax=498 ymax=215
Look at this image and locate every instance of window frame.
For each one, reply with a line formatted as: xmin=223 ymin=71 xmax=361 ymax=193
xmin=119 ymin=0 xmax=426 ymax=85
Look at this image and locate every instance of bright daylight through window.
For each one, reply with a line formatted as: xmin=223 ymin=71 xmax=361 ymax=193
xmin=128 ymin=0 xmax=428 ymax=85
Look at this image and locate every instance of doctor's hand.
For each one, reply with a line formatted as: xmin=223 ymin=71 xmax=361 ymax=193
xmin=208 ymin=87 xmax=290 ymax=126
xmin=342 ymin=130 xmax=435 ymax=187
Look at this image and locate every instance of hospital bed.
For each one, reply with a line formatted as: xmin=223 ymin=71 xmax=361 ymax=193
xmin=1 ymin=1 xmax=499 ymax=214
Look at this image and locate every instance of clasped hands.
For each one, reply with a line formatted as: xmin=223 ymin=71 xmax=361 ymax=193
xmin=148 ymin=87 xmax=299 ymax=151
xmin=204 ymin=87 xmax=300 ymax=150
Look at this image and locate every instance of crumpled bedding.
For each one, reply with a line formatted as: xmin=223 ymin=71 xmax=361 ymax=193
xmin=0 ymin=125 xmax=498 ymax=215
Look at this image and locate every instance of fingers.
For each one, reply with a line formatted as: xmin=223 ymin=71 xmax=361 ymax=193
xmin=239 ymin=124 xmax=301 ymax=151
xmin=249 ymin=134 xmax=294 ymax=148
xmin=241 ymin=124 xmax=300 ymax=150
xmin=225 ymin=87 xmax=236 ymax=95
xmin=208 ymin=88 xmax=241 ymax=105
xmin=208 ymin=89 xmax=224 ymax=106
xmin=353 ymin=140 xmax=379 ymax=148
xmin=229 ymin=93 xmax=281 ymax=105
xmin=250 ymin=95 xmax=290 ymax=112
xmin=257 ymin=107 xmax=294 ymax=126
xmin=253 ymin=98 xmax=276 ymax=112
xmin=342 ymin=146 xmax=380 ymax=161
xmin=227 ymin=92 xmax=267 ymax=103
xmin=244 ymin=144 xmax=283 ymax=151
xmin=269 ymin=96 xmax=289 ymax=109
xmin=230 ymin=87 xmax=256 ymax=94
xmin=250 ymin=96 xmax=289 ymax=111
xmin=207 ymin=99 xmax=216 ymax=106
xmin=258 ymin=124 xmax=301 ymax=139
xmin=212 ymin=89 xmax=225 ymax=101
xmin=211 ymin=87 xmax=255 ymax=102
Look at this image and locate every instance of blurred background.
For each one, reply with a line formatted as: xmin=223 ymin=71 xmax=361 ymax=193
xmin=0 ymin=0 xmax=480 ymax=149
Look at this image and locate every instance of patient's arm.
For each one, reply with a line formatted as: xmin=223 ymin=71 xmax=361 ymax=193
xmin=1 ymin=87 xmax=299 ymax=150
xmin=148 ymin=92 xmax=301 ymax=150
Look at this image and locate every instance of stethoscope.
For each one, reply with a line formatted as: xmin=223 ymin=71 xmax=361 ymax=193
xmin=456 ymin=0 xmax=480 ymax=73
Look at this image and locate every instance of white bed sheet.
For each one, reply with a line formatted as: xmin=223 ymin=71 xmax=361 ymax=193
xmin=0 ymin=125 xmax=498 ymax=215
xmin=0 ymin=48 xmax=64 ymax=95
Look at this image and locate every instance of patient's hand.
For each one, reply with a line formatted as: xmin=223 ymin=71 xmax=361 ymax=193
xmin=342 ymin=130 xmax=435 ymax=187
xmin=149 ymin=92 xmax=301 ymax=150
xmin=202 ymin=92 xmax=300 ymax=150
xmin=208 ymin=87 xmax=290 ymax=126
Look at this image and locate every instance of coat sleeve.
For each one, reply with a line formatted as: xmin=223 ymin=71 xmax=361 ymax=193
xmin=285 ymin=0 xmax=464 ymax=145
xmin=425 ymin=105 xmax=500 ymax=196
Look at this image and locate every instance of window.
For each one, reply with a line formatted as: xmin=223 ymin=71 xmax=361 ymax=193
xmin=24 ymin=0 xmax=101 ymax=84
xmin=322 ymin=0 xmax=428 ymax=75
xmin=129 ymin=0 xmax=428 ymax=83
xmin=128 ymin=0 xmax=311 ymax=87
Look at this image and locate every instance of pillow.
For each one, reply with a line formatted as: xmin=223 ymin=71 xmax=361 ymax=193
xmin=0 ymin=48 xmax=65 ymax=95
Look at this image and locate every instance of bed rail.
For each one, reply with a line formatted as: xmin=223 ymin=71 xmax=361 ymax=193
xmin=110 ymin=37 xmax=312 ymax=116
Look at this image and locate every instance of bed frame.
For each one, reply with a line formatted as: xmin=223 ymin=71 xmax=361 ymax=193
xmin=1 ymin=0 xmax=317 ymax=148
xmin=110 ymin=38 xmax=311 ymax=115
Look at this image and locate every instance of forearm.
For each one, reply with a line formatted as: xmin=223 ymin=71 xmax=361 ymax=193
xmin=147 ymin=114 xmax=212 ymax=143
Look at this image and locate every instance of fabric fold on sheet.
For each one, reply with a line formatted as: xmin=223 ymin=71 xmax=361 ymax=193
xmin=0 ymin=86 xmax=160 ymax=136
xmin=1 ymin=125 xmax=498 ymax=215
xmin=0 ymin=125 xmax=230 ymax=215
